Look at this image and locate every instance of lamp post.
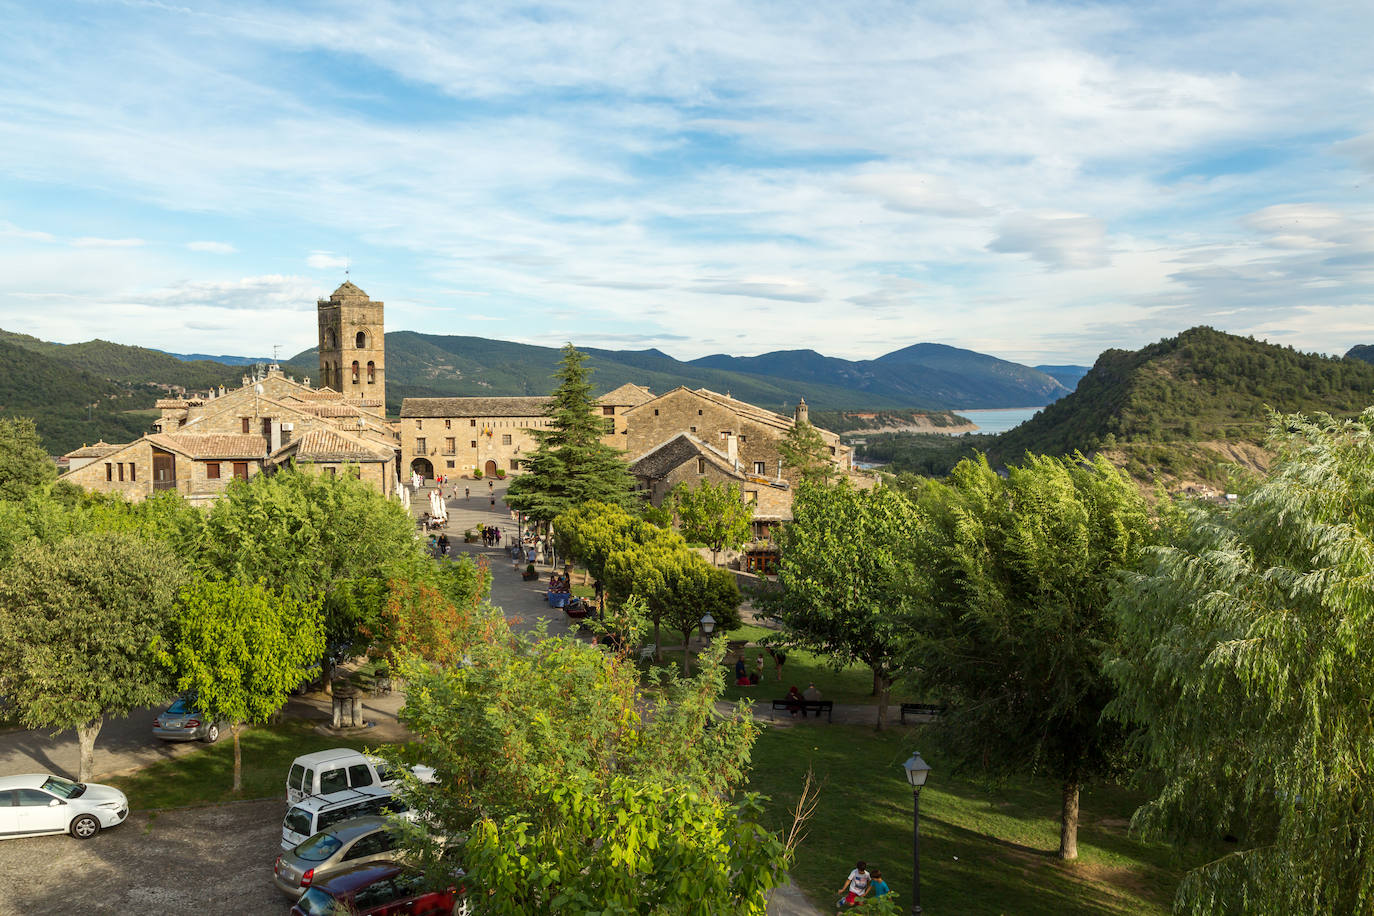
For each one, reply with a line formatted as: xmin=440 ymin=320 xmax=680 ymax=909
xmin=902 ymin=751 xmax=932 ymax=914
xmin=699 ymin=613 xmax=716 ymax=643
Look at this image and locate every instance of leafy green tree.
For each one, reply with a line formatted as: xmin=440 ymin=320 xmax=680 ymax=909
xmin=385 ymin=611 xmax=783 ymax=913
xmin=0 ymin=416 xmax=56 ymax=502
xmin=908 ymin=453 xmax=1153 ymax=860
xmin=0 ymin=532 xmax=185 ymax=781
xmin=659 ymin=556 xmax=741 ymax=674
xmin=762 ymin=480 xmax=920 ymax=729
xmin=1106 ymin=410 xmax=1374 ymax=912
xmin=672 ymin=480 xmax=755 ymax=565
xmin=777 ymin=419 xmax=836 ymax=484
xmin=162 ymin=578 xmax=324 ymax=792
xmin=505 ymin=344 xmax=637 ymax=523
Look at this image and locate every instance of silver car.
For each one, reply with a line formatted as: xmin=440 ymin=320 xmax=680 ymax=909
xmin=152 ymin=695 xmax=223 ymax=743
xmin=273 ymin=815 xmax=403 ymax=897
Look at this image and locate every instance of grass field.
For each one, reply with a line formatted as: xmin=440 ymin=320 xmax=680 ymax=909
xmin=107 ymin=720 xmax=397 ymax=809
xmin=747 ymin=723 xmax=1190 ymax=916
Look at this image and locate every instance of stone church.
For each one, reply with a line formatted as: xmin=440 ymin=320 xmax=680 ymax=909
xmin=60 ymin=283 xmax=401 ymax=505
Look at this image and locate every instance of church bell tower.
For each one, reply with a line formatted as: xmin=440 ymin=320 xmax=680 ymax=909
xmin=317 ymin=281 xmax=385 ymax=410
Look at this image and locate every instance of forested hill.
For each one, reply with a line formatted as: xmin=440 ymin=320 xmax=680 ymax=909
xmin=0 ymin=329 xmax=243 ymax=391
xmin=989 ymin=327 xmax=1374 ymax=463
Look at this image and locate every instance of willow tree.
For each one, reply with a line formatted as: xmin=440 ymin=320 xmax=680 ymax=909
xmin=506 ymin=344 xmax=637 ymax=524
xmin=907 ymin=453 xmax=1153 ymax=860
xmin=1108 ymin=410 xmax=1374 ymax=913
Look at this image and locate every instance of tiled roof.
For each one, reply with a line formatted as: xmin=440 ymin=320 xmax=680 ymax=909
xmin=598 ymin=383 xmax=655 ymax=407
xmin=146 ymin=433 xmax=267 ymax=460
xmin=298 ymin=403 xmax=363 ymax=418
xmin=290 ymin=390 xmax=348 ymax=401
xmin=692 ymin=388 xmax=794 ymax=432
xmin=62 ymin=441 xmax=122 ymax=459
xmin=155 ymin=399 xmax=191 ymax=409
xmin=325 ymin=281 xmax=369 ymax=300
xmin=630 ymin=434 xmax=742 ymax=481
xmin=271 ymin=428 xmax=393 ymax=463
xmin=401 ymin=396 xmax=550 ymax=418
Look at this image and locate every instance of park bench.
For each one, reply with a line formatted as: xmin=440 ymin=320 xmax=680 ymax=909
xmin=770 ymin=698 xmax=833 ymax=722
xmin=899 ymin=702 xmax=947 ymax=724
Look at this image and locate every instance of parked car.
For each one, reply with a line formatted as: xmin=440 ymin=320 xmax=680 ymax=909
xmin=0 ymin=773 xmax=129 ymax=840
xmin=281 ymin=786 xmax=410 ymax=851
xmin=152 ymin=694 xmax=223 ymax=743
xmin=287 ymin=748 xmax=438 ymax=806
xmin=289 ymin=861 xmax=465 ymax=916
xmin=273 ymin=815 xmax=403 ymax=898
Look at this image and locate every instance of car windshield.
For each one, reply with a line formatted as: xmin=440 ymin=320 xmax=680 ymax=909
xmin=284 ymin=808 xmax=315 ymax=838
xmin=294 ymin=887 xmax=341 ymax=916
xmin=41 ymin=776 xmax=85 ymax=799
xmin=166 ymin=696 xmax=192 ymax=715
xmin=294 ymin=832 xmax=344 ymax=863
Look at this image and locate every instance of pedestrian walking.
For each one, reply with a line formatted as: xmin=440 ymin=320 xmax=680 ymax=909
xmin=772 ymin=647 xmax=787 ymax=681
xmin=490 ymin=494 xmax=496 ymax=509
xmin=465 ymin=486 xmax=470 ymax=500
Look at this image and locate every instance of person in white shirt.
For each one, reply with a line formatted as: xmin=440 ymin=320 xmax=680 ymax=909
xmin=837 ymin=861 xmax=871 ymax=909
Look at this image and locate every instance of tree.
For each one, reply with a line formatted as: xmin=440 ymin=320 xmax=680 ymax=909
xmin=1106 ymin=410 xmax=1374 ymax=912
xmin=658 ymin=555 xmax=741 ymax=675
xmin=777 ymin=419 xmax=836 ymax=484
xmin=907 ymin=453 xmax=1153 ymax=860
xmin=162 ymin=578 xmax=324 ymax=792
xmin=505 ymin=344 xmax=637 ymax=524
xmin=673 ymin=480 xmax=755 ymax=565
xmin=385 ymin=610 xmax=784 ymax=913
xmin=0 ymin=532 xmax=185 ymax=781
xmin=762 ymin=479 xmax=920 ymax=730
xmin=0 ymin=416 xmax=56 ymax=502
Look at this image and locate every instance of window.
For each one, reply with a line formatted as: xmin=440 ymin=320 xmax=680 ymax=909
xmin=445 ymin=460 xmax=454 ymax=469
xmin=349 ymin=467 xmax=361 ymax=479
xmin=356 ymin=331 xmax=366 ymax=348
xmin=745 ymin=490 xmax=759 ymax=504
xmin=416 ymin=419 xmax=422 ymax=429
xmin=416 ymin=438 xmax=426 ymax=453
xmin=366 ymin=361 xmax=375 ymax=383
xmin=509 ymin=459 xmax=519 ymax=471
xmin=698 ymin=409 xmax=703 ymax=415
xmin=445 ymin=437 xmax=456 ymax=453
xmin=347 ymin=764 xmax=374 ymax=788
xmin=445 ymin=419 xmax=451 ymax=429
xmin=606 ymin=419 xmax=615 ymax=434
xmin=689 ymin=426 xmax=696 ymax=433
xmin=754 ymin=461 xmax=766 ymax=475
xmin=603 ymin=406 xmax=615 ymax=415
xmin=325 ymin=467 xmax=337 ymax=477
xmin=501 ymin=434 xmax=512 ymax=445
xmin=320 ymin=768 xmax=347 ymax=794
xmin=829 ymin=446 xmax=836 ymax=455
xmin=344 ymin=830 xmax=395 ymax=860
xmin=232 ymin=462 xmax=248 ymax=480
xmin=117 ymin=463 xmax=124 ymax=482
xmin=654 ymin=409 xmax=659 ymax=416
xmin=241 ymin=417 xmax=250 ymax=434
xmin=470 ymin=440 xmax=477 ymax=449
xmin=470 ymin=419 xmax=476 ymax=427
xmin=106 ymin=463 xmax=113 ymax=481
xmin=128 ymin=463 xmax=136 ymax=481
xmin=740 ymin=435 xmax=747 ymax=444
xmin=351 ymin=361 xmax=360 ymax=384
xmin=16 ymin=789 xmax=52 ymax=806
xmin=207 ymin=463 xmax=221 ymax=479
xmin=697 ymin=458 xmax=706 ymax=473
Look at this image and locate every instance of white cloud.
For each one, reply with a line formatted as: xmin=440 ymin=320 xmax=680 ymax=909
xmin=846 ymin=172 xmax=990 ymax=218
xmin=307 ymin=251 xmax=349 ymax=270
xmin=71 ymin=237 xmax=145 ymax=248
xmin=0 ymin=220 xmax=54 ymax=242
xmin=987 ymin=212 xmax=1110 ymax=269
xmin=187 ymin=240 xmax=236 ymax=254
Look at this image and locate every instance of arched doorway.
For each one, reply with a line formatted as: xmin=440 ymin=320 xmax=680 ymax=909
xmin=410 ymin=457 xmax=434 ymax=480
xmin=484 ymin=460 xmax=498 ymax=478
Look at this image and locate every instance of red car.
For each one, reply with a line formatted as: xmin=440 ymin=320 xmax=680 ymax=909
xmin=289 ymin=861 xmax=463 ymax=916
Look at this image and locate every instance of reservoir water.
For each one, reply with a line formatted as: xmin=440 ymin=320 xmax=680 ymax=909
xmin=951 ymin=407 xmax=1044 ymax=435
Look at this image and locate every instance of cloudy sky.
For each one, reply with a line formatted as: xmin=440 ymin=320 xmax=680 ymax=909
xmin=1 ymin=0 xmax=1371 ymax=365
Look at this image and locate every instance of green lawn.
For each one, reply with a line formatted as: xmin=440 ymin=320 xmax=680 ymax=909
xmin=747 ymin=723 xmax=1191 ymax=916
xmin=107 ymin=719 xmax=402 ymax=809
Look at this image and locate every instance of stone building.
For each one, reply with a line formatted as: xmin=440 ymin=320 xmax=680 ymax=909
xmin=398 ymin=382 xmax=655 ymax=480
xmin=317 ymin=282 xmax=386 ymax=409
xmin=60 ymin=282 xmax=400 ymax=503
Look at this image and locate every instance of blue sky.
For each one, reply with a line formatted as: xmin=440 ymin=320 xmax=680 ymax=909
xmin=0 ymin=0 xmax=1370 ymax=366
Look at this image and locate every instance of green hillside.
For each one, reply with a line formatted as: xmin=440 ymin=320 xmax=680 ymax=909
xmin=0 ymin=329 xmax=242 ymax=391
xmin=989 ymin=327 xmax=1374 ymax=473
xmin=0 ymin=337 xmax=164 ymax=454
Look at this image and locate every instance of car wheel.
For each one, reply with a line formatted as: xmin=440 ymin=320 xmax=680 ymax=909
xmin=70 ymin=814 xmax=100 ymax=839
xmin=203 ymin=724 xmax=220 ymax=743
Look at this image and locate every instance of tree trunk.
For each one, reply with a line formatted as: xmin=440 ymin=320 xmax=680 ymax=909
xmin=75 ymin=718 xmax=102 ymax=783
xmin=1058 ymin=780 xmax=1080 ymax=860
xmin=873 ymin=670 xmax=892 ymax=731
xmin=232 ymin=724 xmax=245 ymax=794
xmin=653 ymin=617 xmax=662 ymax=662
xmin=681 ymin=629 xmax=694 ymax=676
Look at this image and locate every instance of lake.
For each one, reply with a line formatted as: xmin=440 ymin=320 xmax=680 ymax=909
xmin=950 ymin=407 xmax=1044 ymax=435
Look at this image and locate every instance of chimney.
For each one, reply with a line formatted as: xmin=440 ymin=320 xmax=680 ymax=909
xmin=218 ymin=385 xmax=227 ymax=398
xmin=726 ymin=433 xmax=738 ymax=467
xmin=793 ymin=397 xmax=809 ymax=426
xmin=303 ymin=376 xmax=310 ymax=387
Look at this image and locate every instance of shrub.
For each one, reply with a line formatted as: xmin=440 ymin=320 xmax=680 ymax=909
xmin=473 ymin=469 xmax=484 ymax=480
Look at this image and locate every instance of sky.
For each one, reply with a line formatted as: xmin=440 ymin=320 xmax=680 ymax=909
xmin=0 ymin=0 xmax=1371 ymax=367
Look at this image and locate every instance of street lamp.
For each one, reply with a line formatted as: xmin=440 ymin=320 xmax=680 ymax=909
xmin=699 ymin=613 xmax=716 ymax=639
xmin=902 ymin=751 xmax=932 ymax=914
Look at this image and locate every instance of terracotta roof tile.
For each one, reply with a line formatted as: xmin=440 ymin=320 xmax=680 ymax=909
xmin=62 ymin=441 xmax=122 ymax=459
xmin=146 ymin=433 xmax=267 ymax=460
xmin=401 ymin=396 xmax=550 ymax=418
xmin=271 ymin=429 xmax=393 ymax=463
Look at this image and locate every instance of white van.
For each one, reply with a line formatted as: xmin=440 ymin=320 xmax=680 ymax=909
xmin=286 ymin=749 xmax=394 ymax=805
xmin=280 ymin=785 xmax=409 ymax=851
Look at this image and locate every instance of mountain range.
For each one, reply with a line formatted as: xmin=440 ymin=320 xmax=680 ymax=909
xmin=283 ymin=333 xmax=1076 ymax=413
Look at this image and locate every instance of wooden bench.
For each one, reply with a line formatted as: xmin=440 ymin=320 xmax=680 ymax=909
xmin=900 ymin=702 xmax=947 ymax=724
xmin=770 ymin=699 xmax=833 ymax=722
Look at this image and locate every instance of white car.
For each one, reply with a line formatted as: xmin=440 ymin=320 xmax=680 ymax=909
xmin=0 ymin=774 xmax=129 ymax=840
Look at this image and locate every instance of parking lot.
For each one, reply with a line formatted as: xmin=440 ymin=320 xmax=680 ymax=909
xmin=0 ymin=798 xmax=287 ymax=915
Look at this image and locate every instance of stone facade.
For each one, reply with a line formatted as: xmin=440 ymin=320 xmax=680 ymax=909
xmin=317 ymin=282 xmax=386 ymax=409
xmin=59 ymin=433 xmax=266 ymax=507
